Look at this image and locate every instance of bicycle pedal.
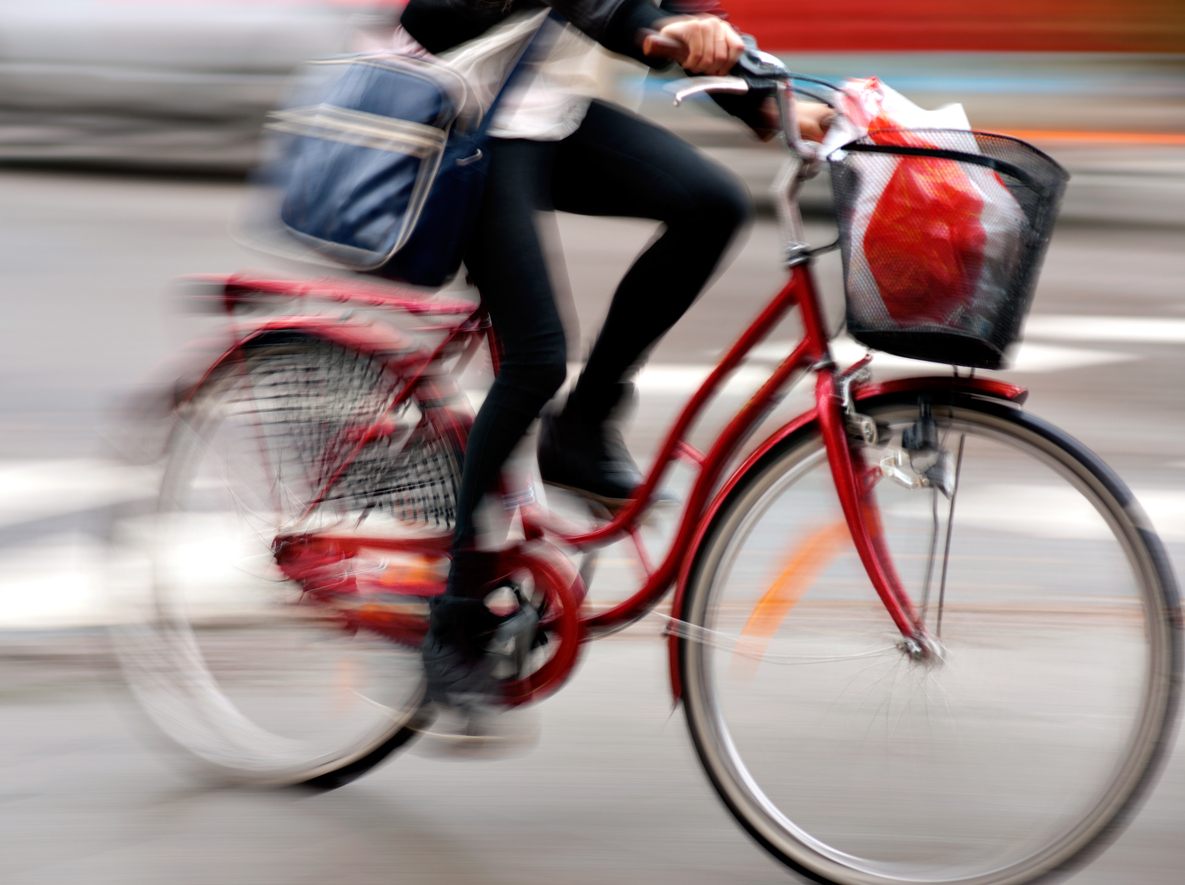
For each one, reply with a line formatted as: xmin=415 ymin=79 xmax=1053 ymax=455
xmin=488 ymin=597 xmax=540 ymax=680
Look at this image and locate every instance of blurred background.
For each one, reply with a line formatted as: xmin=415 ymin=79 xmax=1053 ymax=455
xmin=1 ymin=1 xmax=1184 ymax=883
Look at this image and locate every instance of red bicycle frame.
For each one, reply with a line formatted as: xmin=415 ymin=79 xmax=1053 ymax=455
xmin=518 ymin=259 xmax=1020 ymax=645
xmin=190 ymin=249 xmax=1026 ymax=698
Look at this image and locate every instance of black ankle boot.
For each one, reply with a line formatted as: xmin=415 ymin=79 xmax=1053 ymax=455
xmin=422 ymin=551 xmax=510 ymax=706
xmin=537 ymin=383 xmax=642 ymax=507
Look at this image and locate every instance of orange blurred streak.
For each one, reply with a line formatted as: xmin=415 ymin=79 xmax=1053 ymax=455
xmin=376 ymin=554 xmax=441 ymax=591
xmin=731 ymin=521 xmax=850 ymax=676
xmin=1002 ymin=130 xmax=1185 ymax=145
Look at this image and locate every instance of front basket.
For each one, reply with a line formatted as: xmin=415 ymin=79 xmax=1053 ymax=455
xmin=829 ymin=131 xmax=1069 ymax=369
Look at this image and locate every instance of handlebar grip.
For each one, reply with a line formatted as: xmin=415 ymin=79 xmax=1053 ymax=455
xmin=640 ymin=30 xmax=688 ymax=66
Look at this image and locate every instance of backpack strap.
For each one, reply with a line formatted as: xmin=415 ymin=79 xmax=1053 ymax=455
xmin=472 ymin=11 xmax=562 ymax=139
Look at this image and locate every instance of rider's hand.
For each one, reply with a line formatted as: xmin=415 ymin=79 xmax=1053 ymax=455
xmin=795 ymin=101 xmax=836 ymax=142
xmin=656 ymin=15 xmax=744 ymax=76
xmin=757 ymin=98 xmax=835 ymax=143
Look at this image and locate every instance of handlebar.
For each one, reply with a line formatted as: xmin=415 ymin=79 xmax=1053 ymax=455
xmin=640 ymin=31 xmax=686 ymax=64
xmin=638 ymin=28 xmax=839 ymax=163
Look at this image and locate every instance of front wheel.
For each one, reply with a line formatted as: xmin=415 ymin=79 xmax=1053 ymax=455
xmin=680 ymin=391 xmax=1180 ymax=885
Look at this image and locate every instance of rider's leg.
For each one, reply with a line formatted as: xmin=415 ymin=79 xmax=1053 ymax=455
xmin=425 ymin=136 xmax=567 ymax=705
xmin=539 ymin=99 xmax=752 ymax=502
xmin=448 ymin=143 xmax=567 ymax=562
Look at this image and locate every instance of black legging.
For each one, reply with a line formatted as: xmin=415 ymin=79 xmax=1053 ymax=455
xmin=451 ymin=99 xmax=751 ymax=576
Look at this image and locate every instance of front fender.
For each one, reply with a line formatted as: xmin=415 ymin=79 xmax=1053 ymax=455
xmin=665 ymin=374 xmax=1028 ymax=702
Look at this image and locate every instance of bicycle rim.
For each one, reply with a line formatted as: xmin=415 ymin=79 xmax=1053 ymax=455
xmin=681 ymin=394 xmax=1180 ymax=885
xmin=127 ymin=340 xmax=458 ymax=785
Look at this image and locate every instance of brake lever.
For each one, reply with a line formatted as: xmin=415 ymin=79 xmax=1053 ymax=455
xmin=665 ymin=45 xmax=787 ymax=108
xmin=668 ymin=76 xmax=749 ymax=106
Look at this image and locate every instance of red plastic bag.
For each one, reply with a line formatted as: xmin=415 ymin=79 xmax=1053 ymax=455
xmin=832 ymin=79 xmax=1023 ymax=329
xmin=864 ymin=133 xmax=987 ymax=324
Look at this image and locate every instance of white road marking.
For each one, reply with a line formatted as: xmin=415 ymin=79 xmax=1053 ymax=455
xmin=0 ymin=533 xmax=109 ymax=628
xmin=740 ymin=336 xmax=1132 ymax=382
xmin=895 ymin=484 xmax=1185 ymax=542
xmin=465 ymin=320 xmax=1149 ymax=408
xmin=1133 ymin=489 xmax=1185 ymax=542
xmin=0 ymin=459 xmax=158 ymax=529
xmin=1023 ymin=315 xmax=1185 ymax=344
xmin=6 ymin=477 xmax=1185 ymax=628
xmin=829 ymin=338 xmax=1134 ymax=375
xmin=635 ymin=364 xmax=771 ymax=393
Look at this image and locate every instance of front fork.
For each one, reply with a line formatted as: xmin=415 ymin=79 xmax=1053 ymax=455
xmin=815 ymin=368 xmax=938 ymax=660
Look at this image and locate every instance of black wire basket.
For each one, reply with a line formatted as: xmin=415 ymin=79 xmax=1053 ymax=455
xmin=829 ymin=131 xmax=1069 ymax=369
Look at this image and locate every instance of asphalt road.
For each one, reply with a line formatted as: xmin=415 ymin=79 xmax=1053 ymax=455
xmin=2 ymin=155 xmax=1185 ymax=884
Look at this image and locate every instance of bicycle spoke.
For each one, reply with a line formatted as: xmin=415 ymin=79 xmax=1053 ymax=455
xmin=918 ymin=486 xmax=940 ymax=623
xmin=935 ymin=433 xmax=966 ymax=638
xmin=660 ymin=612 xmax=896 ymax=665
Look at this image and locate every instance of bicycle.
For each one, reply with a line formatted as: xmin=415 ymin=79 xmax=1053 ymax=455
xmin=111 ymin=55 xmax=1182 ymax=885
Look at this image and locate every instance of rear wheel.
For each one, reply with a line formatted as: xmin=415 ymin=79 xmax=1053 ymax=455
xmin=680 ymin=391 xmax=1180 ymax=885
xmin=121 ymin=336 xmax=464 ymax=787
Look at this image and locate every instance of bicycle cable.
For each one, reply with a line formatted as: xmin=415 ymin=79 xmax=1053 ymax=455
xmin=650 ymin=610 xmax=897 ymax=666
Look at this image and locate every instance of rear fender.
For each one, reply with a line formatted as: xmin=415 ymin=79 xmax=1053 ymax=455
xmin=110 ymin=317 xmax=448 ymax=466
xmin=185 ymin=316 xmax=429 ymax=403
xmin=665 ymin=374 xmax=1028 ymax=701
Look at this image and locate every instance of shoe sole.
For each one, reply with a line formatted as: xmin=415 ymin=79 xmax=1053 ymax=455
xmin=540 ymin=479 xmax=632 ymax=510
xmin=541 ymin=479 xmax=680 ymax=511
